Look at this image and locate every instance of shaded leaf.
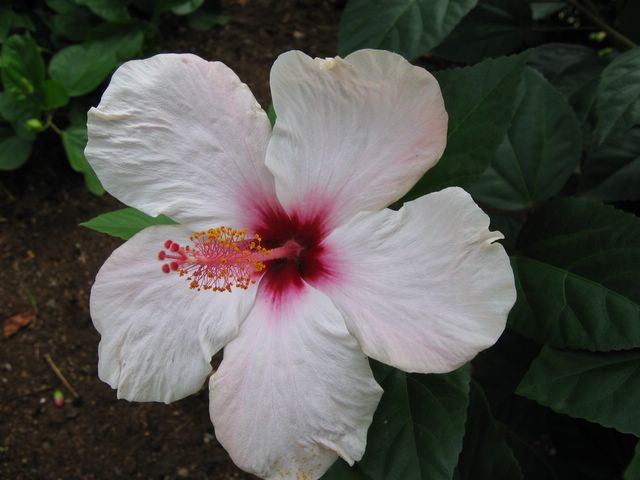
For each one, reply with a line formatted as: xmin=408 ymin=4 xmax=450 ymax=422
xmin=406 ymin=53 xmax=527 ymax=198
xmin=434 ymin=0 xmax=532 ymax=64
xmin=527 ymin=43 xmax=597 ymax=80
xmin=338 ymin=0 xmax=477 ymax=60
xmin=468 ymin=68 xmax=581 ymax=210
xmin=62 ymin=124 xmax=104 ymax=195
xmin=42 ymin=79 xmax=69 ymax=110
xmin=0 ymin=129 xmax=33 ymax=170
xmin=625 ymin=441 xmax=640 ymax=480
xmin=81 ymin=208 xmax=177 ymax=240
xmin=3 ymin=309 xmax=36 ymax=338
xmin=75 ymin=0 xmax=130 ymax=22
xmin=509 ymin=197 xmax=640 ymax=351
xmin=322 ymin=460 xmax=371 ymax=480
xmin=358 ymin=362 xmax=470 ymax=480
xmin=454 ymin=382 xmax=522 ymax=480
xmin=517 ymin=346 xmax=640 ymax=436
xmin=594 ymin=47 xmax=640 ymax=146
xmin=579 ymin=125 xmax=640 ymax=202
xmin=0 ymin=34 xmax=45 ymax=102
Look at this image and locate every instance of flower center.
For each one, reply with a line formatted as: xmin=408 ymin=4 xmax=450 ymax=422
xmin=157 ymin=226 xmax=304 ymax=293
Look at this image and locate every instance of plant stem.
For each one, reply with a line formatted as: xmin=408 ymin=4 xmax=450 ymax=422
xmin=566 ymin=0 xmax=637 ymax=49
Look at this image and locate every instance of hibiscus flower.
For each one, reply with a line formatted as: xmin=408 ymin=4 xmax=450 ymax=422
xmin=86 ymin=49 xmax=516 ymax=480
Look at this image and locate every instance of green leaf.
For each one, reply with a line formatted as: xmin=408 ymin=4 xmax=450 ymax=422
xmin=171 ymin=0 xmax=204 ymax=15
xmin=530 ymin=2 xmax=564 ymax=20
xmin=0 ymin=129 xmax=33 ymax=170
xmin=75 ymin=0 xmax=130 ymax=22
xmin=453 ymin=383 xmax=522 ymax=480
xmin=62 ymin=123 xmax=104 ymax=195
xmin=1 ymin=34 xmax=45 ymax=102
xmin=625 ymin=442 xmax=640 ymax=480
xmin=527 ymin=43 xmax=598 ymax=81
xmin=49 ymin=30 xmax=142 ymax=97
xmin=468 ymin=68 xmax=581 ymax=210
xmin=81 ymin=207 xmax=177 ymax=240
xmin=579 ymin=125 xmax=640 ymax=202
xmin=322 ymin=460 xmax=371 ymax=480
xmin=267 ymin=103 xmax=276 ymax=127
xmin=517 ymin=346 xmax=640 ymax=436
xmin=0 ymin=91 xmax=39 ymax=138
xmin=434 ymin=0 xmax=532 ymax=64
xmin=338 ymin=0 xmax=478 ymax=60
xmin=357 ymin=362 xmax=470 ymax=480
xmin=593 ymin=47 xmax=640 ymax=146
xmin=509 ymin=197 xmax=640 ymax=351
xmin=406 ymin=53 xmax=528 ymax=198
xmin=42 ymin=79 xmax=69 ymax=110
xmin=186 ymin=12 xmax=230 ymax=30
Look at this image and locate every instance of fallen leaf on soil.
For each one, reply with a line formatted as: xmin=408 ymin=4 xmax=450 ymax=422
xmin=3 ymin=309 xmax=36 ymax=338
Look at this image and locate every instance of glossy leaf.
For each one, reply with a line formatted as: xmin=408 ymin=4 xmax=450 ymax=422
xmin=509 ymin=197 xmax=640 ymax=351
xmin=518 ymin=346 xmax=640 ymax=436
xmin=357 ymin=362 xmax=470 ymax=480
xmin=434 ymin=0 xmax=532 ymax=64
xmin=62 ymin=124 xmax=104 ymax=195
xmin=82 ymin=208 xmax=176 ymax=239
xmin=594 ymin=47 xmax=640 ymax=146
xmin=0 ymin=34 xmax=44 ymax=102
xmin=338 ymin=0 xmax=477 ymax=60
xmin=406 ymin=53 xmax=527 ymax=197
xmin=453 ymin=383 xmax=522 ymax=480
xmin=468 ymin=68 xmax=581 ymax=210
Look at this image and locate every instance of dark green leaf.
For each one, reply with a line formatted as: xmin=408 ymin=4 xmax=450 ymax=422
xmin=0 ymin=92 xmax=38 ymax=139
xmin=625 ymin=442 xmax=640 ymax=480
xmin=434 ymin=0 xmax=532 ymax=64
xmin=0 ymin=129 xmax=32 ymax=170
xmin=81 ymin=207 xmax=177 ymax=240
xmin=594 ymin=47 xmax=640 ymax=146
xmin=454 ymin=383 xmax=522 ymax=480
xmin=517 ymin=346 xmax=640 ymax=436
xmin=527 ymin=43 xmax=597 ymax=80
xmin=42 ymin=79 xmax=69 ymax=110
xmin=322 ymin=460 xmax=371 ymax=480
xmin=171 ymin=0 xmax=204 ymax=15
xmin=75 ymin=0 xmax=130 ymax=22
xmin=267 ymin=103 xmax=276 ymax=127
xmin=468 ymin=68 xmax=581 ymax=210
xmin=338 ymin=0 xmax=478 ymax=60
xmin=0 ymin=34 xmax=45 ymax=102
xmin=406 ymin=53 xmax=528 ymax=197
xmin=62 ymin=124 xmax=104 ymax=195
xmin=187 ymin=12 xmax=230 ymax=30
xmin=509 ymin=197 xmax=640 ymax=351
xmin=579 ymin=126 xmax=640 ymax=202
xmin=530 ymin=2 xmax=564 ymax=20
xmin=358 ymin=362 xmax=470 ymax=480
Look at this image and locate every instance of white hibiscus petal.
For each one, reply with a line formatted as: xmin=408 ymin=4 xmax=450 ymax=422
xmin=91 ymin=225 xmax=257 ymax=403
xmin=209 ymin=281 xmax=382 ymax=480
xmin=86 ymin=54 xmax=276 ymax=231
xmin=317 ymin=187 xmax=516 ymax=374
xmin=266 ymin=49 xmax=447 ymax=227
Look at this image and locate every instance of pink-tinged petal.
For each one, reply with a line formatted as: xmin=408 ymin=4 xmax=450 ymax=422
xmin=318 ymin=187 xmax=516 ymax=374
xmin=266 ymin=49 xmax=448 ymax=228
xmin=91 ymin=225 xmax=257 ymax=403
xmin=209 ymin=282 xmax=382 ymax=480
xmin=86 ymin=54 xmax=277 ymax=231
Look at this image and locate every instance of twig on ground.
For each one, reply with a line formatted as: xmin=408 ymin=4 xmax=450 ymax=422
xmin=44 ymin=353 xmax=80 ymax=399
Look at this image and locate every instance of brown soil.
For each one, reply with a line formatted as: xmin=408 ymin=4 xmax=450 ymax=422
xmin=0 ymin=1 xmax=340 ymax=478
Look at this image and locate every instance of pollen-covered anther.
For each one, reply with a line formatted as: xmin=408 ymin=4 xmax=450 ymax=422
xmin=157 ymin=227 xmax=268 ymax=293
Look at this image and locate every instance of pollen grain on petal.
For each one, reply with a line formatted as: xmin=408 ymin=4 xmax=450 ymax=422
xmin=156 ymin=227 xmax=268 ymax=293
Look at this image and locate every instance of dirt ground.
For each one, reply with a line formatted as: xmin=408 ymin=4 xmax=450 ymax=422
xmin=0 ymin=1 xmax=341 ymax=478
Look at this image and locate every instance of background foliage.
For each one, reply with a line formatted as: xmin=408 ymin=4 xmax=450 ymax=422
xmin=74 ymin=0 xmax=640 ymax=478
